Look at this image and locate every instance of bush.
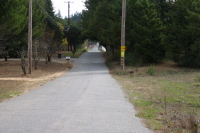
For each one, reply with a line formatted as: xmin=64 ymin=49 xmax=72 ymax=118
xmin=147 ymin=64 xmax=156 ymax=76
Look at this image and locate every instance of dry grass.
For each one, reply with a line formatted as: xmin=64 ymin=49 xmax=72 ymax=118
xmin=110 ymin=61 xmax=200 ymax=133
xmin=0 ymin=59 xmax=73 ymax=102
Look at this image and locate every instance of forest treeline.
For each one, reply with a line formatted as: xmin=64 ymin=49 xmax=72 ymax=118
xmin=1 ymin=0 xmax=200 ymax=68
xmin=82 ymin=0 xmax=200 ymax=67
xmin=0 ymin=0 xmax=83 ymax=62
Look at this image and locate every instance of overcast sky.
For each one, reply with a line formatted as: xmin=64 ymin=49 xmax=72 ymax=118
xmin=51 ymin=0 xmax=86 ymax=18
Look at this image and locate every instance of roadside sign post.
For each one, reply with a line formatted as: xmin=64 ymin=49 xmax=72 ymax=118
xmin=121 ymin=46 xmax=126 ymax=70
xmin=121 ymin=0 xmax=126 ymax=70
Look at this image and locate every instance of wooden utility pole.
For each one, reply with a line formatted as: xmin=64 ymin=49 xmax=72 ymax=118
xmin=65 ymin=1 xmax=73 ymax=51
xmin=28 ymin=0 xmax=32 ymax=74
xmin=121 ymin=0 xmax=126 ymax=70
xmin=68 ymin=1 xmax=70 ymax=26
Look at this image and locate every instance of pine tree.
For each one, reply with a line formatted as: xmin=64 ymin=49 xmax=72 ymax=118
xmin=0 ymin=0 xmax=28 ymax=43
xmin=82 ymin=0 xmax=121 ymax=56
xmin=81 ymin=0 xmax=103 ymax=40
xmin=126 ymin=0 xmax=165 ymax=65
xmin=164 ymin=0 xmax=200 ymax=67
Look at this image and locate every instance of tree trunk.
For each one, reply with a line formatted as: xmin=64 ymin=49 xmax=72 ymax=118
xmin=34 ymin=59 xmax=39 ymax=70
xmin=45 ymin=57 xmax=48 ymax=64
xmin=47 ymin=54 xmax=51 ymax=62
xmin=4 ymin=55 xmax=7 ymax=61
xmin=20 ymin=50 xmax=26 ymax=75
xmin=21 ymin=58 xmax=26 ymax=75
xmin=68 ymin=44 xmax=70 ymax=51
xmin=110 ymin=45 xmax=114 ymax=56
xmin=106 ymin=45 xmax=110 ymax=55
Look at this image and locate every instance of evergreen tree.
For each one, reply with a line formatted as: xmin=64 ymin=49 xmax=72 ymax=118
xmin=32 ymin=0 xmax=46 ymax=39
xmin=126 ymin=0 xmax=165 ymax=65
xmin=56 ymin=10 xmax=62 ymax=18
xmin=164 ymin=0 xmax=200 ymax=67
xmin=71 ymin=12 xmax=82 ymax=28
xmin=183 ymin=0 xmax=200 ymax=67
xmin=42 ymin=0 xmax=61 ymax=61
xmin=0 ymin=0 xmax=28 ymax=44
xmin=81 ymin=0 xmax=103 ymax=40
xmin=82 ymin=0 xmax=121 ymax=56
xmin=64 ymin=25 xmax=84 ymax=54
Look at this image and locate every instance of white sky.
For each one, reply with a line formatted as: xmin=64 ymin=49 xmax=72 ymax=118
xmin=51 ymin=0 xmax=86 ymax=18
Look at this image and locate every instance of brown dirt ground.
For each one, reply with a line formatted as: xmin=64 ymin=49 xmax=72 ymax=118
xmin=0 ymin=58 xmax=73 ymax=102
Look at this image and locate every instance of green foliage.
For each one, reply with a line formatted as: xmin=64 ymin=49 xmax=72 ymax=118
xmin=82 ymin=0 xmax=200 ymax=68
xmin=64 ymin=25 xmax=84 ymax=52
xmin=82 ymin=0 xmax=121 ymax=56
xmin=147 ymin=64 xmax=156 ymax=76
xmin=0 ymin=0 xmax=48 ymax=58
xmin=0 ymin=0 xmax=28 ymax=42
xmin=0 ymin=0 xmax=84 ymax=60
xmin=82 ymin=0 xmax=166 ymax=64
xmin=71 ymin=12 xmax=82 ymax=28
xmin=164 ymin=0 xmax=200 ymax=67
xmin=126 ymin=0 xmax=165 ymax=65
xmin=32 ymin=0 xmax=46 ymax=39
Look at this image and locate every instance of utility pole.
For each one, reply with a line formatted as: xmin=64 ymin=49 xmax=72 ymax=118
xmin=121 ymin=0 xmax=126 ymax=70
xmin=28 ymin=0 xmax=32 ymax=74
xmin=67 ymin=1 xmax=70 ymax=51
xmin=65 ymin=1 xmax=74 ymax=25
xmin=65 ymin=1 xmax=73 ymax=51
xmin=68 ymin=1 xmax=70 ymax=26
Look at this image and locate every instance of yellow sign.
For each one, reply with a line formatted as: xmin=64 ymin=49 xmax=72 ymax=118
xmin=121 ymin=46 xmax=126 ymax=51
xmin=121 ymin=52 xmax=124 ymax=57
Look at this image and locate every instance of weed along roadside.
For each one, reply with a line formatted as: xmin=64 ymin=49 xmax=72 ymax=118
xmin=108 ymin=61 xmax=200 ymax=133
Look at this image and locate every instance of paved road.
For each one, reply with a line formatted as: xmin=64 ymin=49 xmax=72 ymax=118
xmin=0 ymin=44 xmax=151 ymax=133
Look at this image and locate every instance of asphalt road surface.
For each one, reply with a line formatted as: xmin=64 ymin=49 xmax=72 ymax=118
xmin=0 ymin=44 xmax=151 ymax=133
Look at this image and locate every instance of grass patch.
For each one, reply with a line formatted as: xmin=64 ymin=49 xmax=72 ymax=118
xmin=4 ymin=92 xmax=21 ymax=98
xmin=110 ymin=61 xmax=200 ymax=132
xmin=195 ymin=75 xmax=200 ymax=82
xmin=0 ymin=81 xmax=23 ymax=101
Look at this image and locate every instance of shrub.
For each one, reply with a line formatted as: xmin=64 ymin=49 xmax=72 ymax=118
xmin=147 ymin=64 xmax=156 ymax=76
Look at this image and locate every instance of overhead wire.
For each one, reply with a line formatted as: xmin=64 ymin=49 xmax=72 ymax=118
xmin=33 ymin=0 xmax=59 ymax=27
xmin=33 ymin=0 xmax=61 ymax=28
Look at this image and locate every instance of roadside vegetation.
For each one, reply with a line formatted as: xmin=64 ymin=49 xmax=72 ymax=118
xmin=82 ymin=0 xmax=200 ymax=67
xmin=83 ymin=1 xmax=200 ymax=132
xmin=108 ymin=60 xmax=200 ymax=133
xmin=1 ymin=0 xmax=200 ymax=132
xmin=0 ymin=0 xmax=84 ymax=74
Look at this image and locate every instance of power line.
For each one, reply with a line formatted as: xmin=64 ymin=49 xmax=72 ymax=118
xmin=33 ymin=0 xmax=59 ymax=27
xmin=33 ymin=0 xmax=61 ymax=28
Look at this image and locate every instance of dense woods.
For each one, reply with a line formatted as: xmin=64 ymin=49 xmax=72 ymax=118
xmin=0 ymin=0 xmax=83 ymax=62
xmin=82 ymin=0 xmax=200 ymax=67
xmin=0 ymin=0 xmax=200 ymax=68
